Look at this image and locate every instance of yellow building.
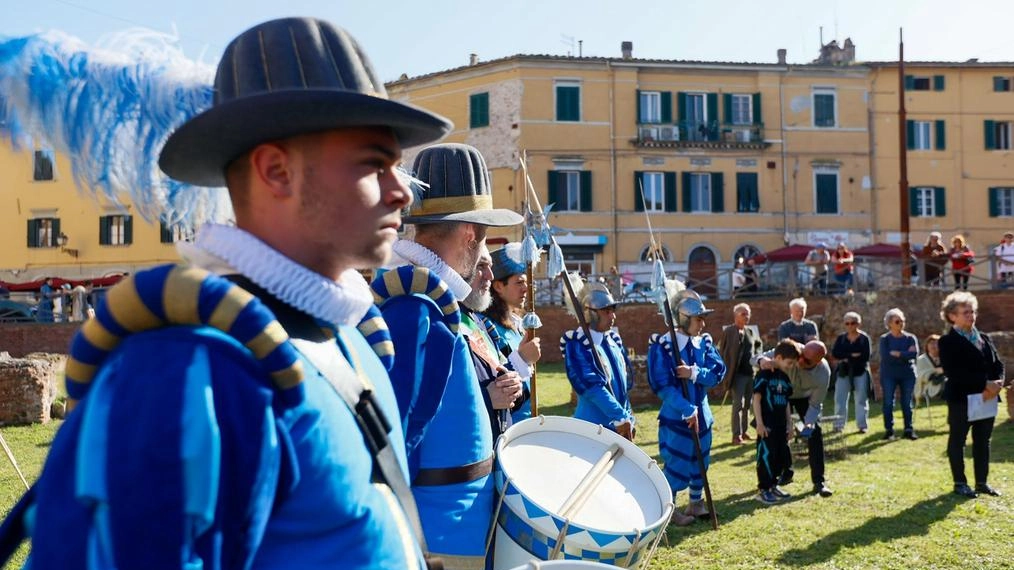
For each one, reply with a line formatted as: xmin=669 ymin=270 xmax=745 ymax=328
xmin=389 ymin=42 xmax=1014 ymax=295
xmin=0 ymin=144 xmax=185 ymax=288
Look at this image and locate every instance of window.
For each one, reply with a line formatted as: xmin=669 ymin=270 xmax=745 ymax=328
xmin=985 ymin=120 xmax=1012 ymax=150
xmin=907 ymin=120 xmax=946 ymax=150
xmin=689 ymin=173 xmax=712 ymax=212
xmin=994 ymin=76 xmax=1013 ymax=92
xmin=634 ymin=171 xmax=676 ymax=212
xmin=33 ymin=150 xmax=55 ymax=181
xmin=555 ymin=82 xmax=581 ymax=122
xmin=469 ymin=92 xmax=489 ymax=129
xmin=905 ymin=75 xmax=945 ymax=91
xmin=680 ymin=172 xmax=724 ymax=213
xmin=736 ymin=172 xmax=760 ymax=212
xmin=639 ymin=91 xmax=661 ymax=123
xmin=548 ymin=169 xmax=591 ymax=212
xmin=730 ymin=94 xmax=752 ymax=125
xmin=99 ymin=215 xmax=133 ymax=246
xmin=679 ymin=92 xmax=716 ymax=141
xmin=814 ymin=171 xmax=839 ymax=214
xmin=563 ymin=251 xmax=595 ymax=276
xmin=910 ymin=187 xmax=945 ymax=217
xmin=27 ymin=218 xmax=59 ymax=248
xmin=989 ymin=187 xmax=1014 ymax=217
xmin=160 ymin=219 xmax=194 ymax=243
xmin=813 ymin=89 xmax=836 ymax=128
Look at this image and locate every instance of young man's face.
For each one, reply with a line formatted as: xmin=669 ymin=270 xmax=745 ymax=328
xmin=590 ymin=306 xmax=616 ymax=332
xmin=685 ymin=315 xmax=705 ymax=336
xmin=290 ymin=127 xmax=410 ymax=272
xmin=492 ymin=273 xmax=528 ymax=308
xmin=772 ymin=355 xmax=794 ymax=372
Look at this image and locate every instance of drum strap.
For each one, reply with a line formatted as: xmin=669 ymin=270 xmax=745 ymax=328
xmin=292 ymin=336 xmax=442 ymax=570
xmin=414 ymin=456 xmax=494 ymax=487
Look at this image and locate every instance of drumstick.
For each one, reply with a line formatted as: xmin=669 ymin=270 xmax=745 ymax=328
xmin=558 ymin=443 xmax=623 ymax=520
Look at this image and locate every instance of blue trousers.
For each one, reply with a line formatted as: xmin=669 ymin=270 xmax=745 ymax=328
xmin=880 ymin=374 xmax=915 ymax=432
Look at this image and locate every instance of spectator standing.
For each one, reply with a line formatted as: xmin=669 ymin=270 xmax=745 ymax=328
xmin=831 ymin=311 xmax=872 ymax=433
xmin=831 ymin=243 xmax=855 ymax=294
xmin=949 ymin=235 xmax=975 ymax=291
xmin=878 ymin=308 xmax=920 ymax=440
xmin=922 ymin=232 xmax=948 ymax=287
xmin=36 ymin=277 xmax=55 ymax=323
xmin=777 ymin=297 xmax=819 ymax=343
xmin=805 ymin=243 xmax=831 ymax=294
xmin=992 ymin=231 xmax=1014 ymax=287
xmin=718 ymin=303 xmax=764 ymax=443
xmin=937 ymin=291 xmax=1006 ymax=498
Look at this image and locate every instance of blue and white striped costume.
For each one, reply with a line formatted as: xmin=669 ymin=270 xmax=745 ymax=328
xmin=647 ymin=331 xmax=726 ymax=497
xmin=560 ymin=327 xmax=634 ymax=429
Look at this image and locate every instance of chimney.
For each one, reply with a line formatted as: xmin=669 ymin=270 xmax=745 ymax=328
xmin=469 ymin=53 xmax=479 ymax=66
xmin=777 ymin=49 xmax=787 ymax=65
xmin=621 ymin=41 xmax=633 ymax=60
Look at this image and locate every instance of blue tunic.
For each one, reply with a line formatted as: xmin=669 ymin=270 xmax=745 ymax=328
xmin=373 ymin=266 xmax=494 ymax=560
xmin=560 ymin=328 xmax=634 ymax=428
xmin=27 ymin=277 xmax=424 ymax=569
xmin=489 ymin=317 xmax=532 ymax=423
xmin=647 ymin=332 xmax=726 ymax=494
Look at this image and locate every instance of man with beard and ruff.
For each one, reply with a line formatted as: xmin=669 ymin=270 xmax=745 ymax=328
xmin=372 ymin=143 xmax=522 ymax=569
xmin=16 ymin=18 xmax=452 ymax=569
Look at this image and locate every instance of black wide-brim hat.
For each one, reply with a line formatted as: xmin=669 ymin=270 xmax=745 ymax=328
xmin=159 ymin=18 xmax=451 ymax=188
xmin=404 ymin=143 xmax=523 ymax=227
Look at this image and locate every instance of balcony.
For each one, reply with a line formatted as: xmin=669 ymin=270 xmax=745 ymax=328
xmin=633 ymin=121 xmax=769 ymax=150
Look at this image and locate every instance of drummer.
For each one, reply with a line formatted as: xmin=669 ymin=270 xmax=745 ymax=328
xmin=647 ymin=290 xmax=726 ymax=526
xmin=560 ymin=281 xmax=636 ymax=440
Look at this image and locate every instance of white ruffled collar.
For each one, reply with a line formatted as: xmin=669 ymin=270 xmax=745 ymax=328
xmin=177 ymin=224 xmax=374 ymax=327
xmin=389 ymin=239 xmax=472 ymax=301
xmin=661 ymin=331 xmax=702 ymax=350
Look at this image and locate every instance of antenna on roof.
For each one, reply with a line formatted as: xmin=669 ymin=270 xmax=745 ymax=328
xmin=560 ymin=34 xmax=575 ymax=56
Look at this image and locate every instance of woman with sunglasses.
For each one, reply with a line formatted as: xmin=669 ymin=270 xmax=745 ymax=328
xmin=831 ymin=312 xmax=872 ymax=433
xmin=878 ymin=308 xmax=920 ymax=441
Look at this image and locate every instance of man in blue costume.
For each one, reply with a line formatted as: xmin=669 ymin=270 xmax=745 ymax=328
xmin=15 ymin=18 xmax=452 ymax=570
xmin=460 ymin=243 xmax=526 ymax=440
xmin=647 ymin=291 xmax=726 ymax=527
xmin=372 ymin=143 xmax=523 ymax=569
xmin=560 ymin=280 xmax=635 ymax=440
xmin=480 ymin=242 xmax=542 ymax=423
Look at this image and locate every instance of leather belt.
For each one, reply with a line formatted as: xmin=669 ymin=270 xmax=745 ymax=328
xmin=414 ymin=456 xmax=493 ymax=487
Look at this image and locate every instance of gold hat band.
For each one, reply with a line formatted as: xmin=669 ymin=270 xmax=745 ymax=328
xmin=410 ymin=195 xmax=493 ymax=216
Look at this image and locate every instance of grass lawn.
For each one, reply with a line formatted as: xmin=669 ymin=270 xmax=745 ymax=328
xmin=0 ymin=363 xmax=1011 ymax=569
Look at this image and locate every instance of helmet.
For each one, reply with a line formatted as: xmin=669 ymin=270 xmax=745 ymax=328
xmin=675 ymin=290 xmax=713 ymax=331
xmin=583 ymin=283 xmax=617 ymax=310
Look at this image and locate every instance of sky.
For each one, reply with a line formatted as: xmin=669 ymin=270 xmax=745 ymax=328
xmin=4 ymin=0 xmax=1014 ymax=82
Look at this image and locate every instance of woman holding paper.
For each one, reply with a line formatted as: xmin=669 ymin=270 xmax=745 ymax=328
xmin=937 ymin=291 xmax=1005 ymax=498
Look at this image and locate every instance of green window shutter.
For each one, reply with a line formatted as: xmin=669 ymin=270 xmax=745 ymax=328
xmin=660 ymin=92 xmax=673 ymax=123
xmin=579 ymin=171 xmax=592 ymax=212
xmin=706 ymin=93 xmax=718 ymax=128
xmin=995 ymin=77 xmax=1006 ymax=92
xmin=124 ymin=215 xmax=133 ymax=245
xmin=556 ymin=86 xmax=580 ymax=121
xmin=635 ymin=90 xmax=642 ymax=123
xmin=547 ymin=171 xmax=559 ymax=208
xmin=752 ymin=93 xmax=762 ymax=125
xmin=816 ymin=174 xmax=838 ymax=214
xmin=934 ymin=187 xmax=946 ymax=217
xmin=935 ymin=120 xmax=946 ymax=150
xmin=27 ymin=219 xmax=37 ymax=247
xmin=722 ymin=93 xmax=733 ymax=124
xmin=469 ymin=93 xmax=489 ymax=128
xmin=51 ymin=218 xmax=60 ymax=247
xmin=736 ymin=172 xmax=759 ymax=212
xmin=710 ymin=172 xmax=724 ymax=213
xmin=906 ymin=120 xmax=916 ymax=150
xmin=681 ymin=172 xmax=692 ymax=212
xmin=909 ymin=187 xmax=920 ymax=217
xmin=677 ymin=92 xmax=687 ymax=122
xmin=904 ymin=75 xmax=915 ymax=90
xmin=99 ymin=216 xmax=110 ymax=245
xmin=634 ymin=171 xmax=645 ymax=211
xmin=664 ymin=172 xmax=677 ymax=212
xmin=989 ymin=187 xmax=1000 ymax=217
xmin=985 ymin=120 xmax=996 ymax=149
xmin=933 ymin=75 xmax=945 ymax=91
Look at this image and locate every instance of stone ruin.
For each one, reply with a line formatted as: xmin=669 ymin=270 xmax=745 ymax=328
xmin=0 ymin=352 xmax=62 ymax=425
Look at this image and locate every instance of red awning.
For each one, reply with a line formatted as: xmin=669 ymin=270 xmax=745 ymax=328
xmin=853 ymin=243 xmax=904 ymax=258
xmin=0 ymin=275 xmax=125 ymax=292
xmin=750 ymin=244 xmax=813 ymax=264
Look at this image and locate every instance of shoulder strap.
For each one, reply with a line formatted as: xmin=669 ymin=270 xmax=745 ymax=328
xmin=290 ymin=335 xmax=439 ymax=570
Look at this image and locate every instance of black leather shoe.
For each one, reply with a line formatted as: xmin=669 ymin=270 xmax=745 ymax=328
xmin=814 ymin=484 xmax=833 ymax=498
xmin=954 ymin=484 xmax=978 ymax=498
xmin=883 ymin=430 xmax=896 ymax=441
xmin=904 ymin=430 xmax=918 ymax=440
xmin=975 ymin=484 xmax=1001 ymax=497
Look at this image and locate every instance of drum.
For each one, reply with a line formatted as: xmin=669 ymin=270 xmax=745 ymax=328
xmin=507 ymin=561 xmax=617 ymax=570
xmin=492 ymin=416 xmax=673 ymax=569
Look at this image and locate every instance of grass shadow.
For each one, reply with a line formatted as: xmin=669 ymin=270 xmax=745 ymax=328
xmin=777 ymin=493 xmax=959 ymax=566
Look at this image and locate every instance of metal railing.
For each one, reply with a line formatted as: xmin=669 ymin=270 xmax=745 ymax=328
xmin=635 ymin=121 xmax=766 ymax=145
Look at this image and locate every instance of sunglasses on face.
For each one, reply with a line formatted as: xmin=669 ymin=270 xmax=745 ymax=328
xmin=845 ymin=321 xmax=858 ymax=326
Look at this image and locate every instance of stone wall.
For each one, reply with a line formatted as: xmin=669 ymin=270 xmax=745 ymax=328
xmin=0 ymin=352 xmax=61 ymax=425
xmin=0 ymin=322 xmax=79 ymax=357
